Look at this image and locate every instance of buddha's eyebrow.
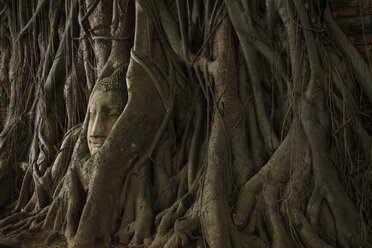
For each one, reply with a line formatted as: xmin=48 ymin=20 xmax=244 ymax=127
xmin=108 ymin=106 xmax=122 ymax=111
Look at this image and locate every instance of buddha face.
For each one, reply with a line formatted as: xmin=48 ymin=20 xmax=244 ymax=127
xmin=87 ymin=89 xmax=125 ymax=155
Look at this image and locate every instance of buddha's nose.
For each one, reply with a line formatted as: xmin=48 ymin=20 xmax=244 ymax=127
xmin=91 ymin=112 xmax=105 ymax=137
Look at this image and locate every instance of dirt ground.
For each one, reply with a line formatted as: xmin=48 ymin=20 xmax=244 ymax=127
xmin=0 ymin=233 xmax=130 ymax=248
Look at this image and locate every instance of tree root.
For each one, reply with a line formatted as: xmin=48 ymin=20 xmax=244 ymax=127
xmin=0 ymin=207 xmax=48 ymax=239
xmin=231 ymin=228 xmax=267 ymax=248
xmin=300 ymin=80 xmax=366 ymax=247
xmin=233 ymin=124 xmax=307 ymax=248
xmin=42 ymin=169 xmax=83 ymax=243
xmin=234 ymin=126 xmax=292 ymax=227
xmin=291 ymin=208 xmax=333 ymax=248
xmin=150 ymin=193 xmax=196 ymax=248
xmin=129 ymin=165 xmax=152 ymax=247
xmin=115 ymin=162 xmax=153 ymax=247
xmin=152 ymin=133 xmax=176 ymax=212
xmin=163 ymin=213 xmax=200 ymax=248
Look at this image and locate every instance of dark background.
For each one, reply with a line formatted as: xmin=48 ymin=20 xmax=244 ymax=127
xmin=330 ymin=0 xmax=372 ymax=65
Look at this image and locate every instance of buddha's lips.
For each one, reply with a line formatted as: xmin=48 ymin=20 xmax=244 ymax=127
xmin=89 ymin=137 xmax=106 ymax=147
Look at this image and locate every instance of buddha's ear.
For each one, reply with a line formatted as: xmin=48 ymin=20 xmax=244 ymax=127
xmin=89 ymin=85 xmax=97 ymax=102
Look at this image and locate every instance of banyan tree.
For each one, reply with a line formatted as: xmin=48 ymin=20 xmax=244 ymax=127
xmin=0 ymin=0 xmax=371 ymax=247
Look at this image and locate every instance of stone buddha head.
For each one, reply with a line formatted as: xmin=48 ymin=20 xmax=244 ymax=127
xmin=87 ymin=65 xmax=128 ymax=155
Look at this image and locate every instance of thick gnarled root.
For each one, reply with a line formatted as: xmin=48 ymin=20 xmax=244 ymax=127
xmin=42 ymin=169 xmax=83 ymax=244
xmin=163 ymin=213 xmax=200 ymax=248
xmin=0 ymin=208 xmax=48 ymax=240
xmin=116 ymin=162 xmax=153 ymax=247
xmin=150 ymin=193 xmax=196 ymax=248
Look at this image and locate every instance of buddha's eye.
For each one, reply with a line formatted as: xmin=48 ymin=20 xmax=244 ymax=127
xmin=90 ymin=110 xmax=97 ymax=116
xmin=109 ymin=111 xmax=121 ymax=117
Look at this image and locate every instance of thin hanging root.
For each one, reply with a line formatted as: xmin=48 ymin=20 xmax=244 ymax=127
xmin=18 ymin=0 xmax=48 ymax=38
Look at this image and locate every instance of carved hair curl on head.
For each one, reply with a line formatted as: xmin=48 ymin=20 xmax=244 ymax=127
xmin=93 ymin=64 xmax=129 ymax=93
